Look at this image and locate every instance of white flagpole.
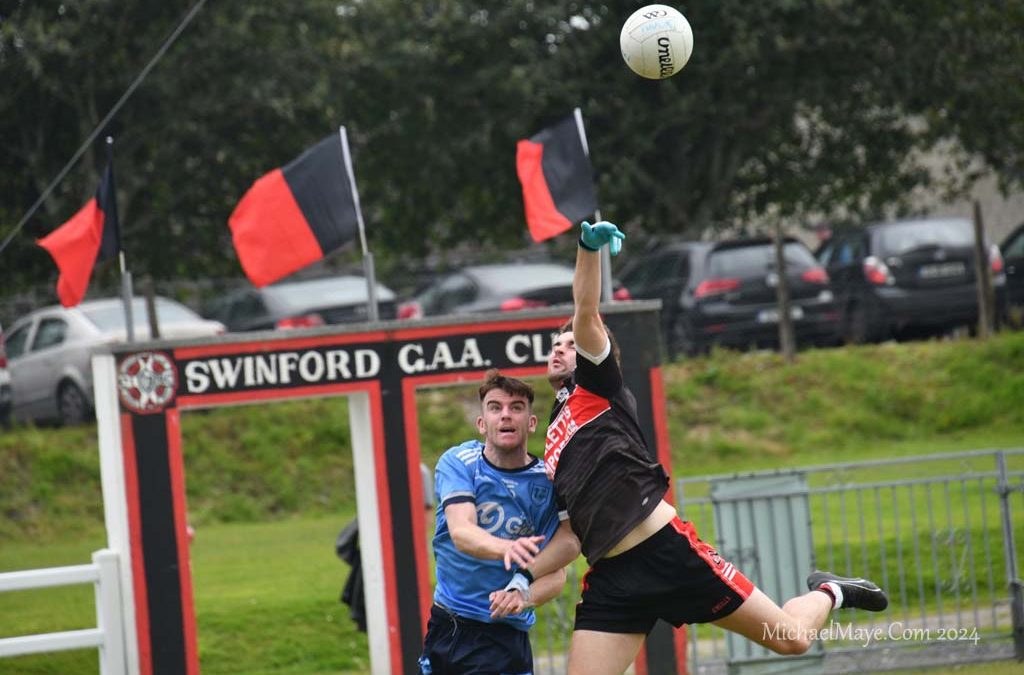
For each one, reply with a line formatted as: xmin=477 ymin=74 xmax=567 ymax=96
xmin=338 ymin=126 xmax=379 ymax=322
xmin=573 ymin=108 xmax=612 ymax=303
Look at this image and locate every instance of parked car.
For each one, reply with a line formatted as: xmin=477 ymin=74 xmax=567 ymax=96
xmin=815 ymin=218 xmax=1006 ymax=342
xmin=0 ymin=321 xmax=11 ymax=426
xmin=202 ymin=275 xmax=397 ymax=332
xmin=1000 ymin=221 xmax=1024 ymax=326
xmin=5 ymin=297 xmax=225 ymax=426
xmin=620 ymin=238 xmax=840 ymax=356
xmin=397 ymin=262 xmax=630 ymax=319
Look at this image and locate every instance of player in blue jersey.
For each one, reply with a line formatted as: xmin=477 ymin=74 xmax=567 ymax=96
xmin=419 ymin=369 xmax=580 ymax=675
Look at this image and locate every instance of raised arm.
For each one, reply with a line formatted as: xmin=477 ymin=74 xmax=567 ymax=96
xmin=573 ymin=221 xmax=625 ymax=356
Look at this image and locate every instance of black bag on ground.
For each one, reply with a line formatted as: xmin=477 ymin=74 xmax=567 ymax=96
xmin=335 ymin=517 xmax=366 ymax=632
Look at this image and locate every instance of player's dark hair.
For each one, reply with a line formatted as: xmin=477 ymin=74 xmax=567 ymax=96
xmin=479 ymin=369 xmax=534 ymax=405
xmin=556 ymin=318 xmax=622 ymax=366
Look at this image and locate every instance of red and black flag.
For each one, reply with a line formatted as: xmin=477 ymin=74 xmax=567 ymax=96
xmin=516 ymin=111 xmax=598 ymax=243
xmin=37 ymin=160 xmax=121 ymax=307
xmin=229 ymin=133 xmax=361 ymax=287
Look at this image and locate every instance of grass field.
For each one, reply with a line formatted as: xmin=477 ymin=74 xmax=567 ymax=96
xmin=0 ymin=515 xmax=370 ymax=674
xmin=2 ymin=332 xmax=1023 ymax=673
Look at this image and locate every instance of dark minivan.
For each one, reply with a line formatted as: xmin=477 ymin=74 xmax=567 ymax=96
xmin=621 ymin=238 xmax=840 ymax=356
xmin=816 ymin=218 xmax=1006 ymax=342
xmin=1000 ymin=221 xmax=1024 ymax=326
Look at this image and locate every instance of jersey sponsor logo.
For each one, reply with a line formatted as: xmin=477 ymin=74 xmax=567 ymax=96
xmin=477 ymin=501 xmax=534 ymax=537
xmin=544 ymin=387 xmax=610 ymax=479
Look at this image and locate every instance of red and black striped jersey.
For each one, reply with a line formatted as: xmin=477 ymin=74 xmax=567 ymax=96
xmin=545 ymin=349 xmax=669 ymax=563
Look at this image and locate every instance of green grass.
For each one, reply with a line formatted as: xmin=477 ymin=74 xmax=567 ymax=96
xmin=2 ymin=332 xmax=1024 ymax=673
xmin=0 ymin=515 xmax=370 ymax=675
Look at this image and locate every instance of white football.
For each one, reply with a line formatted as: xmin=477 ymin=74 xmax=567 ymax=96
xmin=619 ymin=4 xmax=694 ymax=80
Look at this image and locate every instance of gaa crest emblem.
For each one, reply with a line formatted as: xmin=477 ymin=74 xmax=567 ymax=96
xmin=531 ymin=484 xmax=551 ymax=506
xmin=118 ymin=352 xmax=178 ymax=414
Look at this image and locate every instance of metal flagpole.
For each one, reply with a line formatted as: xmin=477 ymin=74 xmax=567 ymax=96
xmin=107 ymin=137 xmax=135 ymax=341
xmin=338 ymin=126 xmax=379 ymax=322
xmin=573 ymin=108 xmax=613 ymax=303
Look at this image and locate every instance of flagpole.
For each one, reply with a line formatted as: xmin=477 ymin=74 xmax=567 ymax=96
xmin=573 ymin=108 xmax=613 ymax=303
xmin=106 ymin=137 xmax=136 ymax=341
xmin=338 ymin=126 xmax=379 ymax=322
xmin=0 ymin=0 xmax=209 ymax=260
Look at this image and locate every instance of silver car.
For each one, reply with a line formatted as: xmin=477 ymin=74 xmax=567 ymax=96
xmin=4 ymin=297 xmax=225 ymax=426
xmin=0 ymin=321 xmax=11 ymax=426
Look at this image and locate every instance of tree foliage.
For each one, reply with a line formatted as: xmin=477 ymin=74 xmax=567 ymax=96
xmin=1 ymin=0 xmax=1021 ymax=296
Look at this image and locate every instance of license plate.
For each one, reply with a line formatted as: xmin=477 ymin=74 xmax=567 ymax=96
xmin=918 ymin=261 xmax=966 ymax=279
xmin=757 ymin=306 xmax=804 ymax=323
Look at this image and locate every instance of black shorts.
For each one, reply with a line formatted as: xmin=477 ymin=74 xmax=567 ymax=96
xmin=574 ymin=517 xmax=755 ymax=635
xmin=419 ymin=604 xmax=533 ymax=675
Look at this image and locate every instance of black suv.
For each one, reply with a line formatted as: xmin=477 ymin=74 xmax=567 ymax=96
xmin=816 ymin=218 xmax=1006 ymax=342
xmin=1000 ymin=221 xmax=1024 ymax=326
xmin=620 ymin=238 xmax=840 ymax=357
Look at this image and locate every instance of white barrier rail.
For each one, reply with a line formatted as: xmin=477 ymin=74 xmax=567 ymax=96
xmin=0 ymin=549 xmax=126 ymax=674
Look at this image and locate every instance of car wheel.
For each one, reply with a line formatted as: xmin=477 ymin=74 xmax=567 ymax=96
xmin=57 ymin=381 xmax=91 ymax=427
xmin=670 ymin=315 xmax=700 ymax=357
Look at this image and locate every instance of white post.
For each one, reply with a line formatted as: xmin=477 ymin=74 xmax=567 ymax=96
xmin=94 ymin=549 xmax=126 ymax=675
xmin=348 ymin=392 xmax=390 ymax=675
xmin=119 ymin=259 xmax=135 ymax=342
xmin=92 ymin=353 xmax=139 ymax=674
xmin=573 ymin=108 xmax=613 ymax=302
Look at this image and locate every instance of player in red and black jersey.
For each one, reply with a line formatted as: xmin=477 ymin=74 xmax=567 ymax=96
xmin=492 ymin=221 xmax=889 ymax=675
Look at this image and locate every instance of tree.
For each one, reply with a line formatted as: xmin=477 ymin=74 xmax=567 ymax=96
xmin=2 ymin=0 xmax=1021 ymax=300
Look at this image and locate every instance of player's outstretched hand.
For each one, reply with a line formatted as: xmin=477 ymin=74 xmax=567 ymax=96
xmin=489 ymin=589 xmax=530 ymax=618
xmin=580 ymin=220 xmax=625 ymax=256
xmin=503 ymin=535 xmax=545 ymax=570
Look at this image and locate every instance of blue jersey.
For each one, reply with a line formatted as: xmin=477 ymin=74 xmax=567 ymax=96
xmin=432 ymin=440 xmax=561 ymax=630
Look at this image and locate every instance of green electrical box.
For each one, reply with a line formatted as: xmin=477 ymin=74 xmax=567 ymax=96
xmin=710 ymin=473 xmax=824 ymax=675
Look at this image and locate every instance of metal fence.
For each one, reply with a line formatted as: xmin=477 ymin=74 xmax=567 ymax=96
xmin=678 ymin=448 xmax=1024 ymax=674
xmin=532 ymin=448 xmax=1024 ymax=674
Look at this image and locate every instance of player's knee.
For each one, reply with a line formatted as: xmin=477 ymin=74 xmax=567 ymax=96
xmin=768 ymin=635 xmax=813 ymax=655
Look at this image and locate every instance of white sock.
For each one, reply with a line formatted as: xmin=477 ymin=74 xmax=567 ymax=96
xmin=824 ymin=581 xmax=844 ymax=609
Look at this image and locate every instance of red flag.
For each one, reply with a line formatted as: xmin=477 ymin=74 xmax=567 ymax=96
xmin=516 ymin=113 xmax=598 ymax=242
xmin=38 ymin=161 xmax=120 ymax=307
xmin=229 ymin=134 xmax=361 ymax=287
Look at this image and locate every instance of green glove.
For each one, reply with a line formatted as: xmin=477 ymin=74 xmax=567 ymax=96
xmin=579 ymin=221 xmax=625 ymax=256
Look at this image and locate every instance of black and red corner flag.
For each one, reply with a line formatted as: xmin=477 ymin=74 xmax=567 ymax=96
xmin=37 ymin=160 xmax=121 ymax=307
xmin=516 ymin=112 xmax=598 ymax=243
xmin=229 ymin=133 xmax=361 ymax=287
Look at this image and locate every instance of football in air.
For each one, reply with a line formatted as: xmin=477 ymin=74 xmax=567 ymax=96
xmin=620 ymin=4 xmax=694 ymax=80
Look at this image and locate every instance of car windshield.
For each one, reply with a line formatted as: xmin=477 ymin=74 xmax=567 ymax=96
xmin=469 ymin=265 xmax=574 ymax=294
xmin=266 ymin=277 xmax=395 ymax=312
xmin=876 ymin=220 xmax=973 ymax=255
xmin=81 ymin=299 xmax=201 ymax=330
xmin=708 ymin=243 xmax=817 ymax=277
